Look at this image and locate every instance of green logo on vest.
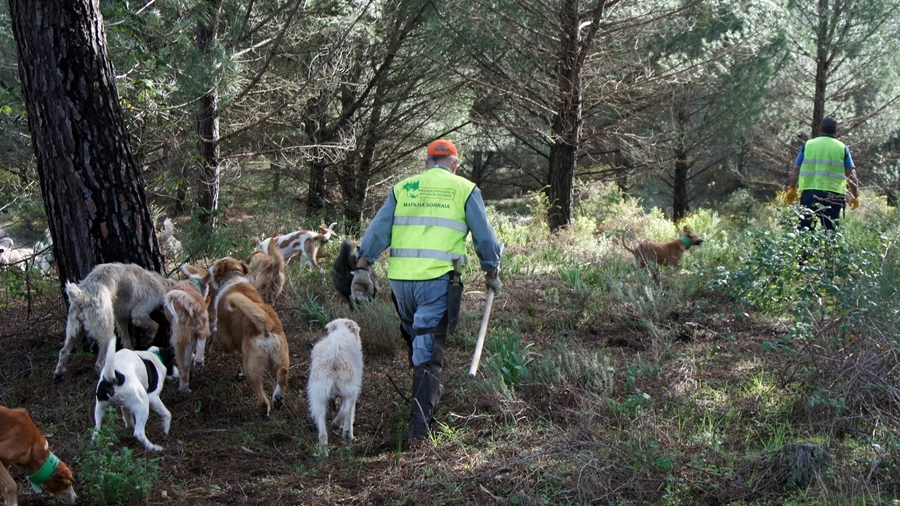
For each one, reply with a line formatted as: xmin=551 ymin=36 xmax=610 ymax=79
xmin=403 ymin=180 xmax=420 ymax=198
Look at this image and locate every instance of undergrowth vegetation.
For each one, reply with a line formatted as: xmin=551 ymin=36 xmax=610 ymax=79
xmin=1 ymin=182 xmax=899 ymax=504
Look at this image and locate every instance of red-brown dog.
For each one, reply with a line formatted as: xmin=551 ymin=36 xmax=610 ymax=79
xmin=164 ymin=264 xmax=212 ymax=393
xmin=620 ymin=227 xmax=704 ymax=268
xmin=209 ymin=257 xmax=290 ymax=417
xmin=0 ymin=405 xmax=76 ymax=505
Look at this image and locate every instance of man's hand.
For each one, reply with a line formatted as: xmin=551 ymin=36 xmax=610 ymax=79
xmin=351 ymin=268 xmax=375 ymax=302
xmin=785 ymin=187 xmax=798 ymax=205
xmin=485 ymin=270 xmax=502 ymax=295
xmin=848 ymin=194 xmax=860 ymax=210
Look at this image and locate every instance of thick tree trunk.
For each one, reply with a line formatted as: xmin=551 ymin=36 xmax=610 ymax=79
xmin=546 ymin=0 xmax=582 ymax=232
xmin=811 ymin=0 xmax=830 ymax=138
xmin=9 ymin=0 xmax=164 ymax=289
xmin=672 ymin=151 xmax=690 ymax=221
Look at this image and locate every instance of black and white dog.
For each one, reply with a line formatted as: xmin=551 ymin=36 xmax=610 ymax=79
xmin=93 ymin=338 xmax=177 ymax=451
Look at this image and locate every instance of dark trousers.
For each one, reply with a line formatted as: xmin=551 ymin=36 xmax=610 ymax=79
xmin=799 ymin=190 xmax=845 ymax=231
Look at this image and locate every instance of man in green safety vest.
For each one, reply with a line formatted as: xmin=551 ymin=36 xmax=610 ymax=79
xmin=351 ymin=139 xmax=502 ymax=446
xmin=786 ymin=117 xmax=860 ymax=230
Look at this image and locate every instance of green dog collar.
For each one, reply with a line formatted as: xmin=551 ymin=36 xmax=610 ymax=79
xmin=188 ymin=277 xmax=206 ymax=296
xmin=28 ymin=451 xmax=60 ymax=492
xmin=680 ymin=236 xmax=692 ymax=250
xmin=152 ymin=349 xmax=163 ymax=363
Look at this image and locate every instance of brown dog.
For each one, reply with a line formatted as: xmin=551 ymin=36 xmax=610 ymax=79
xmin=620 ymin=227 xmax=704 ymax=268
xmin=248 ymin=237 xmax=286 ymax=304
xmin=210 ymin=257 xmax=290 ymax=417
xmin=0 ymin=406 xmax=76 ymax=505
xmin=164 ymin=264 xmax=212 ymax=393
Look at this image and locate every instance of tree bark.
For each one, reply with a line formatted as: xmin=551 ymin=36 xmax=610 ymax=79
xmin=546 ymin=0 xmax=582 ymax=232
xmin=9 ymin=0 xmax=164 ymax=289
xmin=811 ymin=0 xmax=830 ymax=138
xmin=195 ymin=0 xmax=223 ymax=226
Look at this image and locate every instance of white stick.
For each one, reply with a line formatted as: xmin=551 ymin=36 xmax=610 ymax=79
xmin=468 ymin=288 xmax=496 ymax=379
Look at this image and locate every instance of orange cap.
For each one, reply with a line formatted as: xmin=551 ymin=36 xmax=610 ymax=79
xmin=427 ymin=139 xmax=458 ymax=157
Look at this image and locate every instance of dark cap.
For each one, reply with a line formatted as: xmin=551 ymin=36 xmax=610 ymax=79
xmin=820 ymin=117 xmax=838 ymax=135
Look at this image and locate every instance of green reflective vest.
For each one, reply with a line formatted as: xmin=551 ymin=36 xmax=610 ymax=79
xmin=389 ymin=167 xmax=476 ymax=281
xmin=798 ymin=136 xmax=848 ymax=194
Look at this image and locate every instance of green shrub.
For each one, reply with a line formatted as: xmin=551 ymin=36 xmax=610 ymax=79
xmin=486 ymin=329 xmax=536 ymax=386
xmin=79 ymin=409 xmax=160 ymax=504
xmin=530 ymin=341 xmax=614 ymax=396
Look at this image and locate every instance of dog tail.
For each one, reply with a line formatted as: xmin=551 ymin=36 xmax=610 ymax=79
xmin=225 ymin=292 xmax=276 ymax=334
xmin=101 ymin=335 xmax=117 ymax=383
xmin=332 ymin=240 xmax=356 ymax=304
xmin=65 ymin=281 xmax=92 ymax=309
xmin=614 ymin=236 xmax=637 ymax=254
xmin=266 ymin=234 xmax=285 ymax=265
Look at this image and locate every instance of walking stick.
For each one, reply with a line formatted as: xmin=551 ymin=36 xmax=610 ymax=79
xmin=468 ymin=287 xmax=496 ymax=379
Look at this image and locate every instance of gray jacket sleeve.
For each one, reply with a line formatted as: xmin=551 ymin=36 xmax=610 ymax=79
xmin=466 ymin=187 xmax=502 ymax=272
xmin=358 ymin=190 xmax=397 ymax=263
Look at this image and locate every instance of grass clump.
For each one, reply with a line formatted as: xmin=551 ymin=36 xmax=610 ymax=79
xmin=79 ymin=408 xmax=160 ymax=504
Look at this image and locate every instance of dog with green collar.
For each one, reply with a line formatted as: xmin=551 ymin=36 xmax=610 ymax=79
xmin=619 ymin=226 xmax=704 ymax=269
xmin=93 ymin=338 xmax=178 ymax=452
xmin=0 ymin=405 xmax=76 ymax=505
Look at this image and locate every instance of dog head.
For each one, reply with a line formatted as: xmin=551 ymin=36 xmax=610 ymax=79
xmin=38 ymin=450 xmax=76 ymax=505
xmin=682 ymin=227 xmax=704 ymax=248
xmin=209 ymin=257 xmax=251 ymax=288
xmin=326 ymin=318 xmax=361 ymax=341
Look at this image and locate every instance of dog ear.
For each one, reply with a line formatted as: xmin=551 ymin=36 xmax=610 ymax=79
xmin=346 ymin=319 xmax=360 ymax=336
xmin=240 ymin=261 xmax=251 ymax=275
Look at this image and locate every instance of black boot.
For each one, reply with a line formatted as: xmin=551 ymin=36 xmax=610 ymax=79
xmin=407 ymin=365 xmax=443 ymax=445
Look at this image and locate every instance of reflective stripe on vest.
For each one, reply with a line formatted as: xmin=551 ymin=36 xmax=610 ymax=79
xmin=798 ymin=136 xmax=847 ymax=194
xmin=389 ymin=168 xmax=475 ymax=280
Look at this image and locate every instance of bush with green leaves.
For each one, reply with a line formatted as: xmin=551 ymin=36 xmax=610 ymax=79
xmin=486 ymin=329 xmax=536 ymax=386
xmin=79 ymin=408 xmax=160 ymax=505
xmin=530 ymin=341 xmax=614 ymax=396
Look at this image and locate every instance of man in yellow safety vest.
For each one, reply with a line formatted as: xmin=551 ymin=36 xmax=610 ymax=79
xmin=786 ymin=117 xmax=860 ymax=230
xmin=351 ymin=139 xmax=502 ymax=446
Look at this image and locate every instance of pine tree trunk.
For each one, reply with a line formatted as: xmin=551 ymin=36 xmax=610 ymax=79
xmin=195 ymin=0 xmax=222 ymax=226
xmin=9 ymin=0 xmax=164 ymax=289
xmin=546 ymin=0 xmax=582 ymax=232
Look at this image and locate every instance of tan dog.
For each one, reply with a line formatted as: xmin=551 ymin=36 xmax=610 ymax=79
xmin=248 ymin=237 xmax=285 ymax=304
xmin=0 ymin=406 xmax=76 ymax=505
xmin=258 ymin=223 xmax=338 ymax=272
xmin=164 ymin=264 xmax=212 ymax=393
xmin=54 ymin=263 xmax=174 ymax=381
xmin=210 ymin=257 xmax=290 ymax=417
xmin=620 ymin=227 xmax=704 ymax=268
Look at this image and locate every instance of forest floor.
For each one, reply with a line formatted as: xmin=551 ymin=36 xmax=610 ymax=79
xmin=0 ymin=242 xmax=889 ymax=505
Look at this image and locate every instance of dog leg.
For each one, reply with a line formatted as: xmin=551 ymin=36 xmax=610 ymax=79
xmin=310 ymin=397 xmax=329 ymax=458
xmin=129 ymin=395 xmax=161 ymax=451
xmin=150 ymin=396 xmax=172 ymax=436
xmin=246 ymin=371 xmax=271 ymax=417
xmin=53 ymin=310 xmax=86 ymax=380
xmin=336 ymin=394 xmax=357 ymax=441
xmin=92 ymin=400 xmax=108 ymax=443
xmin=0 ymin=463 xmax=18 ymax=506
xmin=121 ymin=406 xmax=135 ymax=430
xmin=177 ymin=336 xmax=193 ymax=393
xmin=193 ymin=337 xmax=207 ymax=372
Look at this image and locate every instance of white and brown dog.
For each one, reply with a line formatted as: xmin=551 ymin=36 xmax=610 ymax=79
xmin=209 ymin=257 xmax=290 ymax=417
xmin=158 ymin=218 xmax=183 ymax=260
xmin=54 ymin=263 xmax=173 ymax=381
xmin=0 ymin=405 xmax=76 ymax=505
xmin=619 ymin=227 xmax=704 ymax=268
xmin=93 ymin=339 xmax=177 ymax=452
xmin=307 ymin=318 xmax=363 ymax=457
xmin=259 ymin=222 xmax=338 ymax=272
xmin=247 ymin=237 xmax=285 ymax=304
xmin=163 ymin=264 xmax=212 ymax=393
xmin=0 ymin=237 xmax=35 ymax=272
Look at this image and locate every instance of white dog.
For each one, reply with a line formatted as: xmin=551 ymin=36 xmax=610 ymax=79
xmin=0 ymin=237 xmax=35 ymax=271
xmin=54 ymin=263 xmax=173 ymax=381
xmin=307 ymin=318 xmax=363 ymax=457
xmin=93 ymin=338 xmax=177 ymax=451
xmin=158 ymin=218 xmax=183 ymax=260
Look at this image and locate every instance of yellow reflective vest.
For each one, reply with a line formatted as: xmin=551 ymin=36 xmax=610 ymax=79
xmin=388 ymin=167 xmax=476 ymax=281
xmin=798 ymin=136 xmax=848 ymax=194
